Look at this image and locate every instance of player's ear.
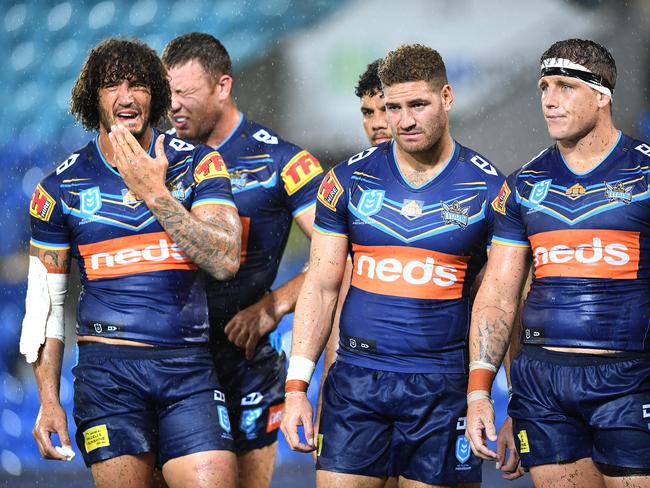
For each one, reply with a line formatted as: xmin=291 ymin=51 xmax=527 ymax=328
xmin=216 ymin=74 xmax=233 ymax=102
xmin=441 ymin=84 xmax=454 ymax=112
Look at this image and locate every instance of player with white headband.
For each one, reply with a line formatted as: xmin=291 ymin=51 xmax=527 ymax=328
xmin=465 ymin=38 xmax=650 ymax=487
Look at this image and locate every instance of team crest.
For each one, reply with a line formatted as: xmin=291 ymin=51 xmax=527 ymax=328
xmin=168 ymin=181 xmax=185 ymax=201
xmin=455 ymin=436 xmax=471 ymax=464
xmin=121 ymin=188 xmax=140 ymax=205
xmin=441 ymin=201 xmax=469 ymax=229
xmin=79 ymin=186 xmax=102 ymax=215
xmin=401 ymin=199 xmax=424 ymax=218
xmin=529 ymin=179 xmax=552 ymax=205
xmin=358 ymin=189 xmax=385 ymax=217
xmin=605 ymin=181 xmax=633 ymax=204
xmin=230 ymin=170 xmax=248 ymax=190
xmin=565 ymin=183 xmax=586 ymax=199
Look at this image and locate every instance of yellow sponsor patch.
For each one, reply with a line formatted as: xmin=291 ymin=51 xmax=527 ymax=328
xmin=317 ymin=170 xmax=344 ymax=211
xmin=281 ymin=150 xmax=323 ymax=195
xmin=30 ymin=184 xmax=56 ymax=222
xmin=517 ymin=429 xmax=530 ymax=453
xmin=194 ymin=151 xmax=230 ymax=184
xmin=317 ymin=433 xmax=323 ymax=457
xmin=84 ymin=424 xmax=110 ymax=453
xmin=491 ymin=181 xmax=510 ymax=216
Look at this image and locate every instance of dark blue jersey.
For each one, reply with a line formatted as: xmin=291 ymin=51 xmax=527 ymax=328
xmin=199 ymin=114 xmax=323 ymax=328
xmin=493 ymin=132 xmax=650 ymax=351
xmin=315 ymin=141 xmax=504 ymax=373
xmin=29 ymin=129 xmax=235 ymax=345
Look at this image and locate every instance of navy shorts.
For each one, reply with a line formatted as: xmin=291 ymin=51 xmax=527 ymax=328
xmin=211 ymin=339 xmax=287 ymax=452
xmin=509 ymin=346 xmax=650 ymax=471
xmin=316 ymin=362 xmax=481 ymax=485
xmin=73 ymin=343 xmax=234 ymax=467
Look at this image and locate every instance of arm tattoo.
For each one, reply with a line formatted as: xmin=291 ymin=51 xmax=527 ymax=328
xmin=148 ymin=194 xmax=241 ymax=280
xmin=474 ymin=305 xmax=513 ymax=369
xmin=30 ymin=247 xmax=70 ymax=274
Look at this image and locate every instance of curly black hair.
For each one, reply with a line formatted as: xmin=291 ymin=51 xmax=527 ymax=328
xmin=379 ymin=44 xmax=448 ymax=91
xmin=541 ymin=38 xmax=617 ymax=91
xmin=162 ymin=32 xmax=232 ymax=80
xmin=70 ymin=38 xmax=171 ymax=131
xmin=355 ymin=59 xmax=383 ymax=98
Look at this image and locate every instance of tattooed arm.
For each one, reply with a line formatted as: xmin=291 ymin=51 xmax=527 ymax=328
xmin=465 ymin=243 xmax=530 ymax=460
xmin=109 ymin=126 xmax=241 ymax=280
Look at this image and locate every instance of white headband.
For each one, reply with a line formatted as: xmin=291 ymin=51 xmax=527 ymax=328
xmin=541 ymin=57 xmax=613 ymax=98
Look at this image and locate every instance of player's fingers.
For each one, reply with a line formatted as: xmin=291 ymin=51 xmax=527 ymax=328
xmin=32 ymin=427 xmax=64 ymax=460
xmin=496 ymin=434 xmax=507 ymax=470
xmin=302 ymin=412 xmax=315 ymax=448
xmin=485 ymin=417 xmax=498 ymax=442
xmin=467 ymin=424 xmax=497 ymax=460
xmin=154 ymin=134 xmax=166 ymax=162
xmin=245 ymin=334 xmax=258 ymax=360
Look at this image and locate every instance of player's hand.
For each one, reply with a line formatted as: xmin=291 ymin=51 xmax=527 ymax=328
xmin=496 ymin=416 xmax=524 ymax=480
xmin=465 ymin=398 xmax=498 ymax=460
xmin=280 ymin=393 xmax=316 ymax=453
xmin=224 ymin=293 xmax=278 ymax=360
xmin=109 ymin=125 xmax=169 ymax=204
xmin=32 ymin=401 xmax=74 ymax=461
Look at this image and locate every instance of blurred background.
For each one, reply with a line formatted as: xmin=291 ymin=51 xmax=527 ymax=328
xmin=1 ymin=0 xmax=649 ymax=486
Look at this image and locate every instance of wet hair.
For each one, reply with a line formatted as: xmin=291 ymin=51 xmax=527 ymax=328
xmin=378 ymin=44 xmax=448 ymax=90
xmin=70 ymin=38 xmax=171 ymax=131
xmin=541 ymin=38 xmax=616 ymax=91
xmin=355 ymin=59 xmax=383 ymax=98
xmin=162 ymin=32 xmax=232 ymax=81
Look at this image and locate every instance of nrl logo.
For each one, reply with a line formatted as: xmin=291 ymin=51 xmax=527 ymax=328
xmin=565 ymin=183 xmax=586 ymax=200
xmin=605 ymin=181 xmax=632 ymax=204
xmin=441 ymin=200 xmax=469 ymax=229
xmin=231 ymin=170 xmax=248 ymax=190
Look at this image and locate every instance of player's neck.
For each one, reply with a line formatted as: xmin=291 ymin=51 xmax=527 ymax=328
xmin=97 ymin=126 xmax=152 ymax=167
xmin=205 ymin=103 xmax=241 ymax=148
xmin=557 ymin=121 xmax=619 ymax=173
xmin=394 ymin=132 xmax=454 ymax=180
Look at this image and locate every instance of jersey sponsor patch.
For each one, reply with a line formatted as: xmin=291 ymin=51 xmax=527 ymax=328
xmin=530 ymin=229 xmax=640 ymax=279
xmin=267 ymin=403 xmax=283 ymax=433
xmin=78 ymin=232 xmax=197 ymax=280
xmin=83 ymin=424 xmax=110 ymax=453
xmin=194 ymin=151 xmax=229 ymax=184
xmin=30 ymin=184 xmax=56 ymax=222
xmin=492 ymin=181 xmax=510 ymax=215
xmin=281 ymin=150 xmax=323 ymax=195
xmin=317 ymin=170 xmax=344 ymax=211
xmin=351 ymin=244 xmax=469 ymax=300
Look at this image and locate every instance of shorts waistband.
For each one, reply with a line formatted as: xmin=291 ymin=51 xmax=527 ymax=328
xmin=77 ymin=341 xmax=210 ymax=360
xmin=521 ymin=345 xmax=648 ymax=366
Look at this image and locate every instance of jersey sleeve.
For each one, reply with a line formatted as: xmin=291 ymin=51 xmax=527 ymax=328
xmin=491 ymin=172 xmax=530 ymax=247
xmin=29 ymin=175 xmax=71 ymax=251
xmin=313 ymin=166 xmax=348 ymax=238
xmin=190 ymin=146 xmax=236 ymax=210
xmin=279 ymin=149 xmax=324 ymax=218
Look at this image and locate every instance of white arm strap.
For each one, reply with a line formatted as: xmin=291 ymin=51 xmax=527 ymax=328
xmin=19 ymin=256 xmax=69 ymax=363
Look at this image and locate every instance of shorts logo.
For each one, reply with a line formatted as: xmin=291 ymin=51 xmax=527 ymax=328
xmin=441 ymin=201 xmax=469 ymax=229
xmin=266 ymin=403 xmax=284 ymax=433
xmin=83 ymin=424 xmax=110 ymax=453
xmin=194 ymin=152 xmax=229 ymax=184
xmin=281 ymin=150 xmax=323 ymax=195
xmin=491 ymin=181 xmax=510 ymax=216
xmin=240 ymin=408 xmax=263 ymax=436
xmin=30 ymin=184 xmax=56 ymax=222
xmin=530 ymin=229 xmax=640 ymax=279
xmin=529 ymin=179 xmax=552 ymax=206
xmin=352 ymin=244 xmax=468 ymax=300
xmin=455 ymin=436 xmax=471 ymax=464
xmin=643 ymin=404 xmax=650 ymax=430
xmin=214 ymin=390 xmax=226 ymax=402
xmin=218 ymin=405 xmax=231 ymax=433
xmin=78 ymin=232 xmax=197 ymax=280
xmin=605 ymin=181 xmax=633 ymax=204
xmin=358 ymin=189 xmax=385 ymax=217
xmin=456 ymin=417 xmax=466 ymax=431
xmin=565 ymin=183 xmax=586 ymax=199
xmin=79 ymin=186 xmax=102 ymax=216
xmin=517 ymin=430 xmax=530 ymax=453
xmin=317 ymin=433 xmax=323 ymax=457
xmin=241 ymin=392 xmax=264 ymax=406
xmin=317 ymin=170 xmax=344 ymax=211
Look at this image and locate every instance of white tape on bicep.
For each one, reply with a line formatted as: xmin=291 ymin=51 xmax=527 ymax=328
xmin=19 ymin=256 xmax=68 ymax=363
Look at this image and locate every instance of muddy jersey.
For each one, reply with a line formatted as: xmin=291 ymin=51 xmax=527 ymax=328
xmin=201 ymin=114 xmax=323 ymax=329
xmin=28 ymin=129 xmax=235 ymax=345
xmin=493 ymin=132 xmax=650 ymax=351
xmin=315 ymin=141 xmax=504 ymax=373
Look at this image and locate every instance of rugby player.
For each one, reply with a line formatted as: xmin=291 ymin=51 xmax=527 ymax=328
xmin=358 ymin=59 xmax=392 ymax=146
xmin=465 ymin=38 xmax=650 ymax=488
xmin=20 ymin=38 xmax=241 ymax=487
xmin=162 ymin=33 xmax=323 ymax=488
xmin=282 ymin=44 xmax=504 ymax=488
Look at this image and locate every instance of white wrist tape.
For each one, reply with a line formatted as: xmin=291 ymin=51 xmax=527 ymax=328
xmin=19 ymin=257 xmax=69 ymax=364
xmin=469 ymin=360 xmax=497 ymax=373
xmin=286 ymin=355 xmax=316 ymax=384
xmin=467 ymin=390 xmax=492 ymax=404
